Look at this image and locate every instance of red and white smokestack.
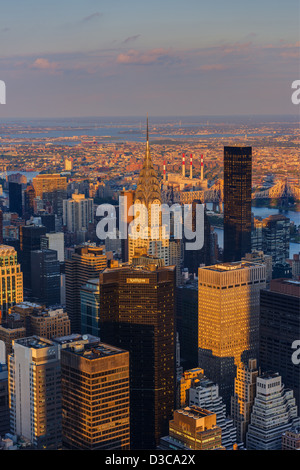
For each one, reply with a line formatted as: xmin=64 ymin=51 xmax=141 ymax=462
xmin=190 ymin=154 xmax=193 ymax=179
xmin=182 ymin=153 xmax=185 ymax=177
xmin=201 ymin=154 xmax=204 ymax=181
xmin=163 ymin=160 xmax=166 ymax=181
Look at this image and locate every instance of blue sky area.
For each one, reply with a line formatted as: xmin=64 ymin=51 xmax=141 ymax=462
xmin=0 ymin=0 xmax=299 ymax=117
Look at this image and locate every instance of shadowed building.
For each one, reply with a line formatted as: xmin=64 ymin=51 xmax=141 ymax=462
xmin=19 ymin=224 xmax=47 ymax=291
xmin=65 ymin=245 xmax=107 ymax=333
xmin=259 ymin=278 xmax=300 ymax=411
xmin=99 ymin=261 xmax=176 ymax=450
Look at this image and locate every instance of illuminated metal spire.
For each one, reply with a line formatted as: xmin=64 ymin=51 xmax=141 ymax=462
xmin=135 ymin=115 xmax=162 ymax=206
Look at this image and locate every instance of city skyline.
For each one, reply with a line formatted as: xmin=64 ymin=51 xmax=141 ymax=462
xmin=0 ymin=0 xmax=299 ymax=454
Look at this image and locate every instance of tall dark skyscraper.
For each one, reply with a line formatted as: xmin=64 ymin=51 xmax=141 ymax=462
xmin=31 ymin=249 xmax=61 ymax=307
xmin=223 ymin=146 xmax=252 ymax=262
xmin=9 ymin=182 xmax=23 ymax=217
xmin=24 ymin=185 xmax=35 ymax=220
xmin=99 ymin=262 xmax=176 ymax=450
xmin=19 ymin=224 xmax=47 ymax=290
xmin=260 ymin=278 xmax=300 ymax=411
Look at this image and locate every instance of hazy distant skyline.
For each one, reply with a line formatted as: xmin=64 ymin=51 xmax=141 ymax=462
xmin=0 ymin=0 xmax=299 ymax=118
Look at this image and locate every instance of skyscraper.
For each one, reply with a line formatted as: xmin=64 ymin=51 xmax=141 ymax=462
xmin=128 ymin=117 xmax=169 ymax=266
xmin=198 ymin=261 xmax=266 ymax=409
xmin=230 ymin=358 xmax=259 ymax=444
xmin=63 ymin=193 xmax=94 ymax=234
xmin=19 ymin=224 xmax=47 ymax=290
xmin=246 ymin=372 xmax=298 ymax=450
xmin=9 ymin=182 xmax=23 ymax=217
xmin=0 ymin=245 xmax=23 ymax=323
xmin=32 ymin=174 xmax=67 ymax=217
xmin=24 ymin=185 xmax=35 ymax=220
xmin=56 ymin=334 xmax=130 ymax=450
xmin=31 ymin=249 xmax=61 ymax=307
xmin=120 ymin=189 xmax=135 ymax=263
xmin=223 ymin=146 xmax=252 ymax=262
xmin=80 ymin=278 xmax=100 ymax=336
xmin=65 ymin=245 xmax=107 ymax=333
xmin=0 ymin=363 xmax=10 ymax=438
xmin=8 ymin=336 xmax=62 ymax=449
xmin=188 ymin=376 xmax=240 ymax=450
xmin=176 ymin=279 xmax=199 ymax=370
xmin=252 ymin=214 xmax=290 ymax=266
xmin=99 ymin=261 xmax=176 ymax=449
xmin=260 ymin=278 xmax=300 ymax=410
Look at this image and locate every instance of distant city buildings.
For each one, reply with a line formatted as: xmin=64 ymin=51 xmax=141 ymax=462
xmin=252 ymin=214 xmax=290 ymax=267
xmin=63 ymin=192 xmax=94 ymax=236
xmin=0 ymin=116 xmax=297 ymax=452
xmin=32 ymin=174 xmax=67 ymax=217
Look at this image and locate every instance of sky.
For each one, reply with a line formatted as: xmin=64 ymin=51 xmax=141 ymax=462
xmin=0 ymin=0 xmax=299 ymax=118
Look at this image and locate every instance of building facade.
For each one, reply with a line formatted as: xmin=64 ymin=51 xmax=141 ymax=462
xmin=223 ymin=146 xmax=252 ymax=262
xmin=230 ymin=358 xmax=259 ymax=444
xmin=65 ymin=245 xmax=107 ymax=333
xmin=99 ymin=262 xmax=176 ymax=450
xmin=198 ymin=261 xmax=266 ymax=409
xmin=159 ymin=406 xmax=223 ymax=451
xmin=56 ymin=335 xmax=130 ymax=450
xmin=0 ymin=245 xmax=23 ymax=323
xmin=246 ymin=372 xmax=298 ymax=450
xmin=259 ymin=278 xmax=300 ymax=411
xmin=8 ymin=336 xmax=62 ymax=449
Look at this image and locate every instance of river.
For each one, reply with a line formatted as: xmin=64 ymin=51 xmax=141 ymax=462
xmin=213 ymin=205 xmax=299 ymax=258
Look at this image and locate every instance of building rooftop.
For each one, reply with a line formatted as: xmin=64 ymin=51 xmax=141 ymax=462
xmin=61 ymin=338 xmax=127 ymax=359
xmin=176 ymin=406 xmax=214 ymax=420
xmin=202 ymin=261 xmax=261 ymax=272
xmin=15 ymin=336 xmax=54 ymax=349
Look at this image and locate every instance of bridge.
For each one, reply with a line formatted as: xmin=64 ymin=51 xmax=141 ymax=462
xmin=161 ymin=178 xmax=300 ymax=206
xmin=253 ymin=179 xmax=300 ymax=201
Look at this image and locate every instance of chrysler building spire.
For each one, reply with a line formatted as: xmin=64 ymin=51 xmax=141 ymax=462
xmin=134 ymin=115 xmax=162 ymax=207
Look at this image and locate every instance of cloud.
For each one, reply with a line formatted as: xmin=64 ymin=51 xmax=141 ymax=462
xmin=199 ymin=64 xmax=227 ymax=71
xmin=31 ymin=58 xmax=60 ymax=72
xmin=81 ymin=12 xmax=102 ymax=23
xmin=122 ymin=35 xmax=141 ymax=44
xmin=116 ymin=48 xmax=177 ymax=65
